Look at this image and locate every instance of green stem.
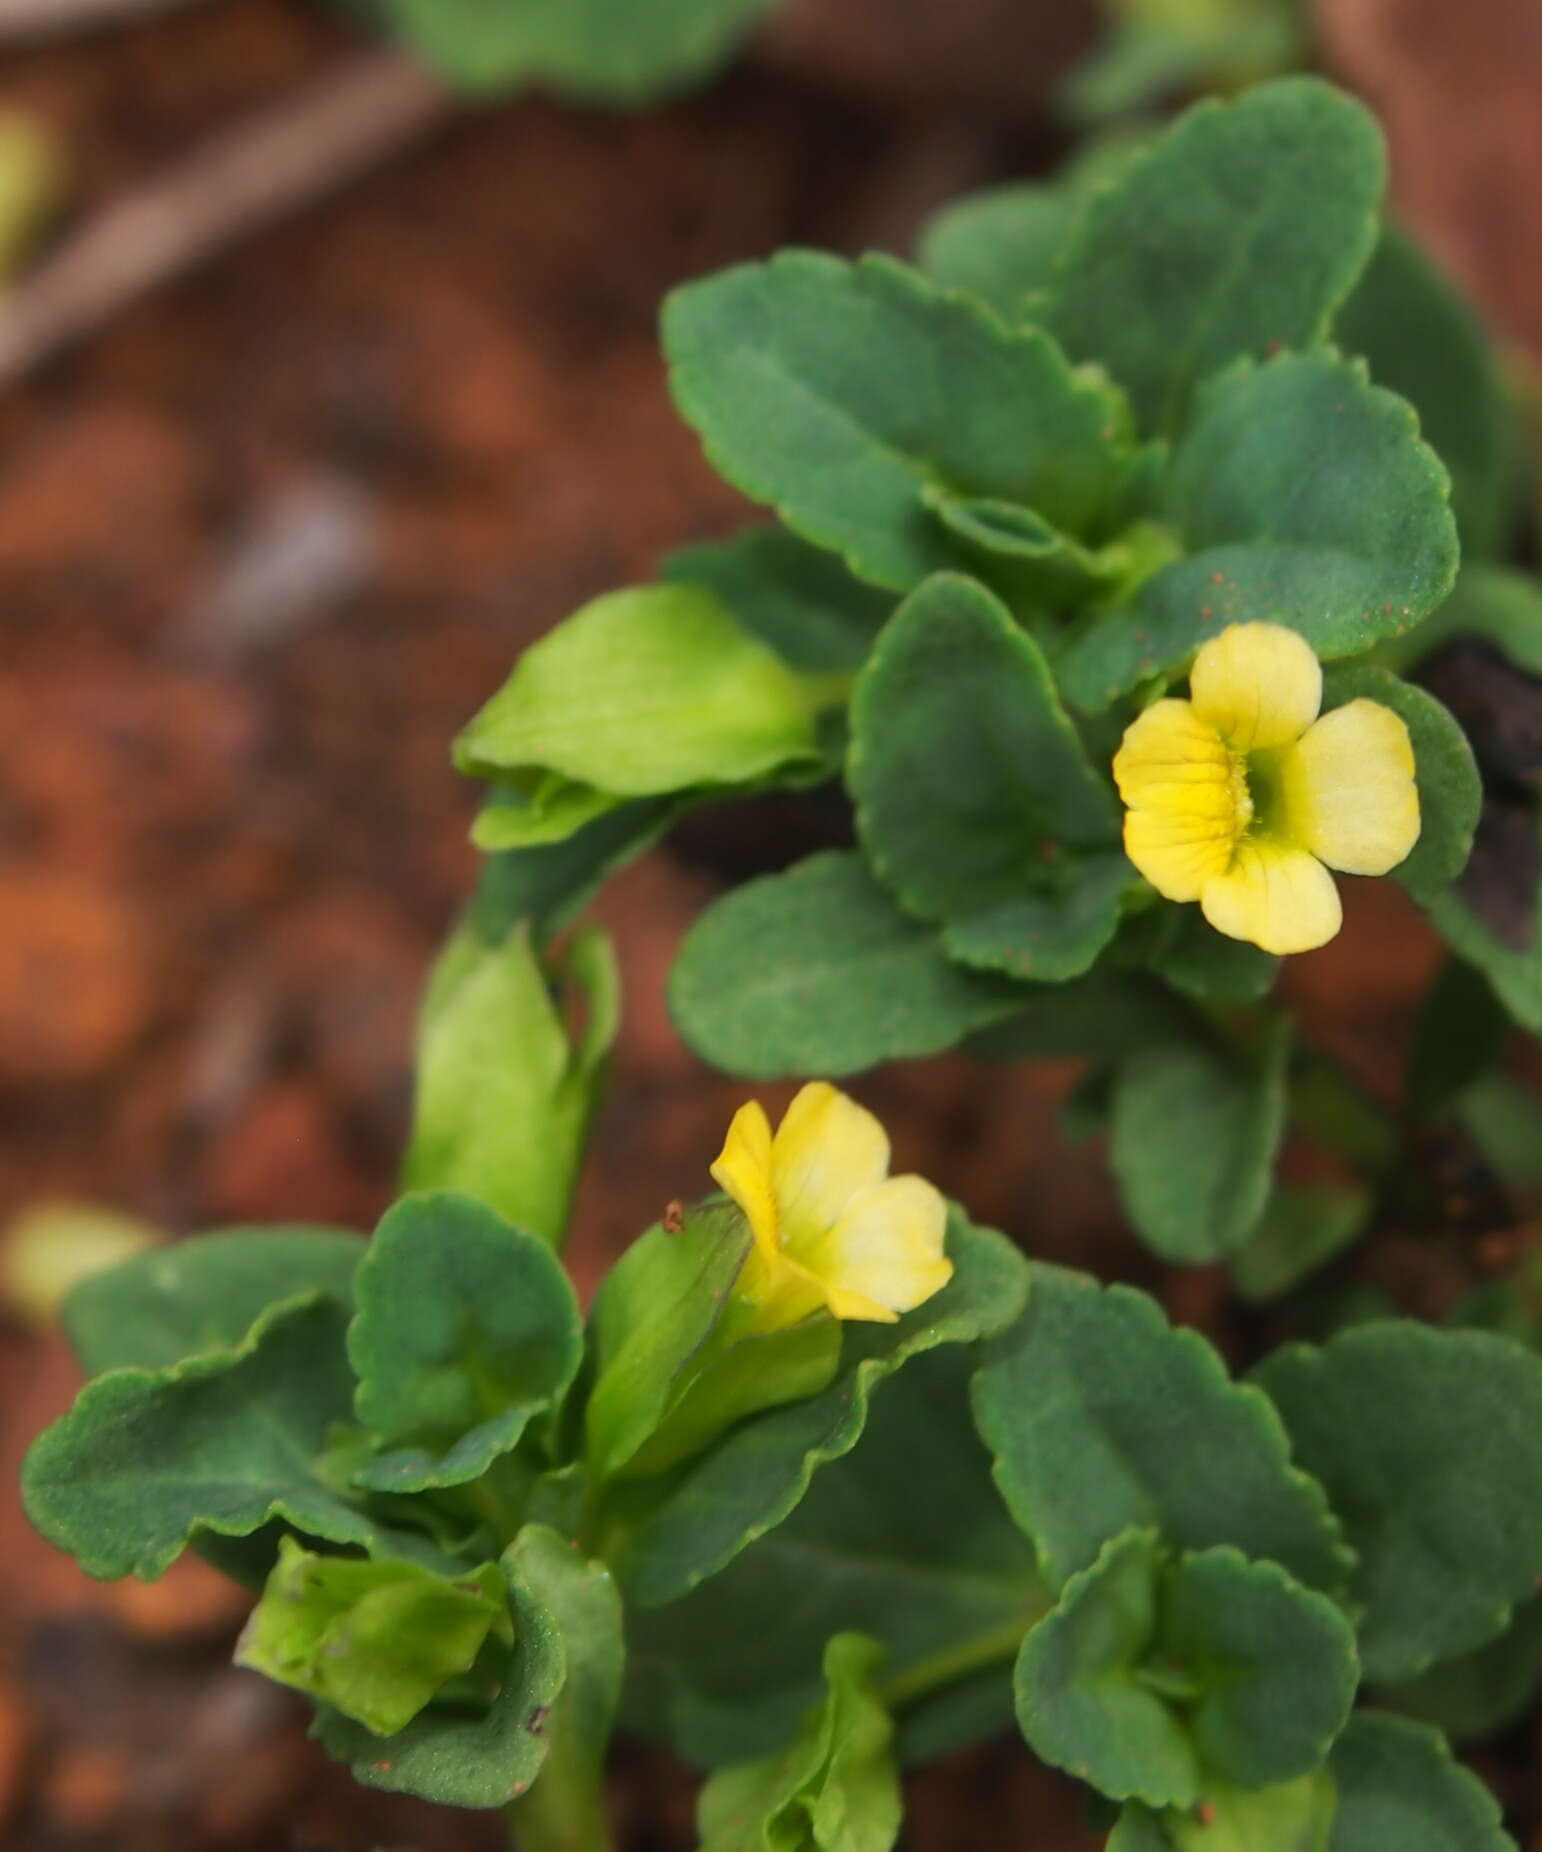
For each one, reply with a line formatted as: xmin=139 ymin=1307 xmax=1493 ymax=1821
xmin=876 ymin=1604 xmax=1048 ymax=1712
xmin=502 ymin=1731 xmax=613 ymax=1852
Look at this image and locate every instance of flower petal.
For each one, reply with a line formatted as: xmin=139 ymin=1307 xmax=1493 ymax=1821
xmin=710 ymin=1099 xmax=779 ymax=1264
xmin=1189 ymin=622 xmax=1322 ymax=751
xmin=1114 ymin=698 xmax=1240 ymax=901
xmin=1200 ymin=839 xmax=1343 ymax=955
xmin=801 ymin=1175 xmax=952 ymax=1322
xmin=1278 ymin=698 xmax=1421 ymax=876
xmin=771 ymin=1082 xmax=890 ymax=1261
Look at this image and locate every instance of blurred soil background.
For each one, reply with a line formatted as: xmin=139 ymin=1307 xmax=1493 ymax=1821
xmin=0 ymin=0 xmax=1537 ymax=1846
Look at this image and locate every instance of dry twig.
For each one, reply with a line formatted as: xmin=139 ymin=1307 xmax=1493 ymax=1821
xmin=0 ymin=0 xmax=210 ymax=40
xmin=0 ymin=45 xmax=453 ymax=386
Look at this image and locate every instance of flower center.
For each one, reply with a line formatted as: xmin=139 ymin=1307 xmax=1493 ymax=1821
xmin=1237 ymin=745 xmax=1292 ymax=844
xmin=1227 ymin=749 xmax=1255 ymax=840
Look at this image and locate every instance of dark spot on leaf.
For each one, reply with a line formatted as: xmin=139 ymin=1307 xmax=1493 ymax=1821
xmin=526 ymin=1706 xmax=550 ymax=1736
xmin=663 ymin=1201 xmax=685 ymax=1233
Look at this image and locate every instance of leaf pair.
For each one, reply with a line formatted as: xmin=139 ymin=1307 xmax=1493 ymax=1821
xmin=1017 ymin=1528 xmax=1355 ymax=1809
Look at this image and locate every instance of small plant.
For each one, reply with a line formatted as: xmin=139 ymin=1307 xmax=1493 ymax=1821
xmin=23 ymin=71 xmax=1542 ymax=1852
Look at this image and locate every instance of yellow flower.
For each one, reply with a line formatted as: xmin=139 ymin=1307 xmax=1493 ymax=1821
xmin=1113 ymin=622 xmax=1420 ymax=955
xmin=710 ymin=1082 xmax=952 ymax=1329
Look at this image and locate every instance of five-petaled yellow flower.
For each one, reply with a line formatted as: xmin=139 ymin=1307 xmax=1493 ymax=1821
xmin=1113 ymin=621 xmax=1420 ymax=955
xmin=710 ymin=1082 xmax=952 ymax=1329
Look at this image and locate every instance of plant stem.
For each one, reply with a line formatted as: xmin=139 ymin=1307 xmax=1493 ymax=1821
xmin=503 ymin=1743 xmax=613 ymax=1852
xmin=876 ymin=1606 xmax=1047 ymax=1712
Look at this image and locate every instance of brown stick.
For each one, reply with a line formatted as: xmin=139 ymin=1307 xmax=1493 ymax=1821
xmin=0 ymin=0 xmax=209 ymax=40
xmin=0 ymin=46 xmax=454 ymax=386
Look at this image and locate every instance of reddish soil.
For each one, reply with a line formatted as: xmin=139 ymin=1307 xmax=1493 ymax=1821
xmin=0 ymin=1 xmax=1537 ymax=1847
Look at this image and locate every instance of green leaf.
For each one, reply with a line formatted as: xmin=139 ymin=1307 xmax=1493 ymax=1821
xmin=921 ymin=487 xmax=1124 ymax=608
xmin=60 ymin=1225 xmax=363 ymax=1377
xmin=1017 ymin=1529 xmax=1198 ymax=1808
xmin=624 ymin=1346 xmax=1046 ymax=1770
xmin=470 ymin=777 xmax=617 ymax=850
xmin=973 ymin=1265 xmax=1350 ymax=1596
xmin=1018 ymin=1533 xmax=1355 ymax=1808
xmin=917 ymin=182 xmax=1077 ymax=319
xmin=1448 ymin=1247 xmax=1542 ymax=1349
xmin=584 ymin=1203 xmax=843 ymax=1487
xmin=1405 ymin=958 xmax=1509 ymax=1120
xmin=1122 ymin=907 xmax=1280 ymax=1005
xmin=455 ymin=585 xmax=822 ymax=816
xmin=1318 ymin=665 xmax=1479 ymax=902
xmin=1110 ymin=1808 xmax=1178 ymax=1852
xmin=1228 ymin=1183 xmax=1372 ymax=1306
xmin=1110 ymin=1018 xmax=1291 ymax=1265
xmin=615 ymin=1212 xmax=1029 ymax=1606
xmin=1113 ymin=1772 xmax=1338 ymax=1852
xmin=697 ymin=1634 xmax=902 ymax=1852
xmin=347 ymin=1193 xmax=583 ymax=1493
xmin=1326 ymin=1713 xmax=1516 ymax=1851
xmin=941 ymin=852 xmax=1133 ymax=983
xmin=848 ymin=574 xmax=1118 ymax=926
xmin=621 ymin=1318 xmax=843 ymax=1485
xmin=664 ymin=528 xmax=894 ymax=674
xmin=967 ymin=969 xmax=1195 ymax=1062
xmin=1169 ymin=1772 xmax=1338 ymax=1852
xmin=1458 ymin=1076 xmax=1542 ymax=1194
xmin=236 ymin=1539 xmax=509 ymax=1736
xmin=23 ymin=1296 xmax=446 ymax=1581
xmin=1382 ymin=1594 xmax=1542 ymax=1745
xmin=368 ymin=0 xmax=778 ymax=98
xmin=1042 ymin=78 xmax=1385 ymax=437
xmin=669 ymin=851 xmax=1024 ymax=1080
xmin=584 ymin=1203 xmax=753 ymax=1482
xmin=1254 ymin=1322 xmax=1542 ymax=1680
xmin=469 ymin=796 xmax=680 ymax=945
xmin=315 ymin=1525 xmax=615 ymax=1811
xmin=663 ymin=251 xmax=1131 ymax=593
xmin=1159 ymin=1548 xmax=1356 ymax=1787
xmin=1058 ymin=352 xmax=1459 ymax=712
xmin=1063 ymin=2 xmax=1305 ymax=130
xmin=1336 ymin=224 xmax=1519 ymax=559
xmin=402 ymin=920 xmax=617 ymax=1245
